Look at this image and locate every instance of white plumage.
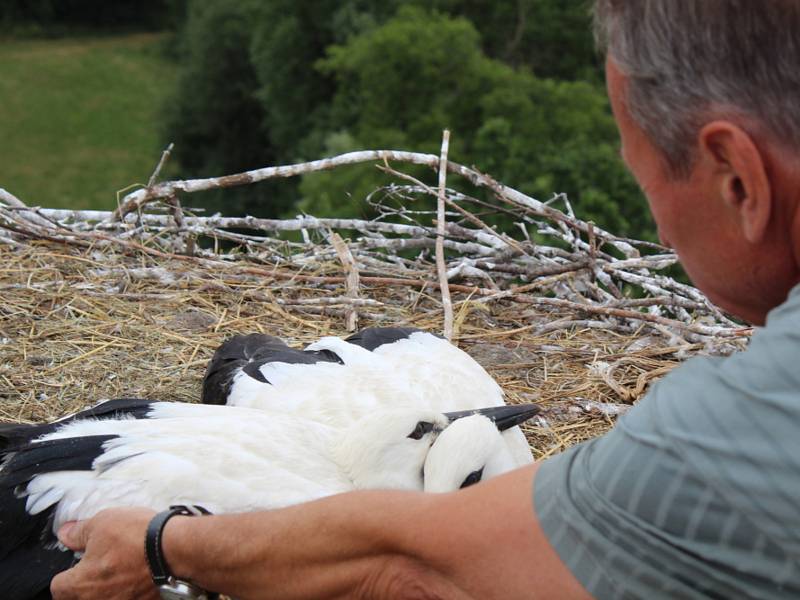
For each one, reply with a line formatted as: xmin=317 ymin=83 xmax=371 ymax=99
xmin=204 ymin=328 xmax=535 ymax=466
xmin=423 ymin=414 xmax=520 ymax=493
xmin=15 ymin=402 xmax=460 ymax=527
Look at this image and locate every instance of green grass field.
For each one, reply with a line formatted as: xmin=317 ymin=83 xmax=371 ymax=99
xmin=0 ymin=33 xmax=175 ymax=210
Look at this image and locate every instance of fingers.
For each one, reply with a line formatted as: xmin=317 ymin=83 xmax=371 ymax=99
xmin=51 ymin=521 xmax=90 ymax=598
xmin=50 ymin=508 xmax=161 ymax=600
xmin=57 ymin=520 xmax=85 ymax=551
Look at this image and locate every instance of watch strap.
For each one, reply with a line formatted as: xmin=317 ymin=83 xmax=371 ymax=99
xmin=145 ymin=504 xmax=211 ymax=586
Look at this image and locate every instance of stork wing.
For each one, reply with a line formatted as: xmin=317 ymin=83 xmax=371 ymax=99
xmin=202 ymin=328 xmax=533 ymax=465
xmin=202 ymin=333 xmax=344 ymax=405
xmin=0 ymin=402 xmax=344 ymax=598
xmin=201 ymin=328 xmax=508 ymax=426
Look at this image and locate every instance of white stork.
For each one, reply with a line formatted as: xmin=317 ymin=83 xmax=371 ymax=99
xmin=0 ymin=397 xmax=539 ymax=599
xmin=202 ymin=327 xmax=535 ymax=465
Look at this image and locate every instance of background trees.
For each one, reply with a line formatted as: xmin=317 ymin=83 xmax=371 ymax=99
xmin=161 ymin=0 xmax=651 ymax=240
xmin=1 ymin=0 xmax=654 ymax=241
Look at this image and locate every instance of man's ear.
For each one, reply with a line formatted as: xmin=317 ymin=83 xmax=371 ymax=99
xmin=697 ymin=121 xmax=772 ymax=243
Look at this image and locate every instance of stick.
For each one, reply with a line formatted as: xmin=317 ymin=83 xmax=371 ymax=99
xmin=0 ymin=145 xmax=751 ymax=354
xmin=330 ymin=233 xmax=361 ymax=332
xmin=436 ymin=130 xmax=454 ymax=340
xmin=0 ymin=189 xmax=57 ymax=230
xmin=376 ymin=164 xmax=525 ymax=254
xmin=112 ymin=150 xmax=443 ymax=221
xmin=147 ymin=143 xmax=175 ymax=188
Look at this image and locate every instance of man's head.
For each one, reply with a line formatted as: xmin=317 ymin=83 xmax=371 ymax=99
xmin=594 ymin=0 xmax=800 ymax=324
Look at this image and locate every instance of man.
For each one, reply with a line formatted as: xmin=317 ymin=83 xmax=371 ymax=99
xmin=52 ymin=1 xmax=800 ymax=598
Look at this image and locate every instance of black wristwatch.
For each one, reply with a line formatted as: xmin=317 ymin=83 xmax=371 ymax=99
xmin=145 ymin=505 xmax=219 ymax=600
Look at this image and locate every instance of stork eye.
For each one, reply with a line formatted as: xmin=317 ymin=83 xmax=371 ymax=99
xmin=460 ymin=468 xmax=484 ymax=489
xmin=407 ymin=421 xmax=435 ymax=440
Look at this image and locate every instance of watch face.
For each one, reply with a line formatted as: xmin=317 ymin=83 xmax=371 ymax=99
xmin=158 ymin=580 xmax=211 ymax=600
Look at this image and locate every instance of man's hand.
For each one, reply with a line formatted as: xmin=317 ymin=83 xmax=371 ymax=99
xmin=50 ymin=507 xmax=159 ymax=600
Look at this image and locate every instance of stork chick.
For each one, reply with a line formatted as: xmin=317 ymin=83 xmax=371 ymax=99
xmin=202 ymin=327 xmax=535 ymax=466
xmin=0 ymin=398 xmax=539 ymax=600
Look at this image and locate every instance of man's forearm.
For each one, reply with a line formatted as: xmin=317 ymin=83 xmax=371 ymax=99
xmin=165 ymin=489 xmax=475 ymax=600
xmin=51 ymin=464 xmax=587 ymax=599
xmin=161 ymin=464 xmax=589 ymax=599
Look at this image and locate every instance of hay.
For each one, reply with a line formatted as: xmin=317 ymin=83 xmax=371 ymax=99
xmin=0 ymin=149 xmax=750 ymax=457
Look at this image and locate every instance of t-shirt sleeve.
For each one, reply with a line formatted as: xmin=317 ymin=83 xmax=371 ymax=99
xmin=533 ymin=295 xmax=800 ymax=599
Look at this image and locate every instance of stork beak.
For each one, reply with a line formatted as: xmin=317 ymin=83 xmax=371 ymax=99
xmin=443 ymin=403 xmax=541 ymax=431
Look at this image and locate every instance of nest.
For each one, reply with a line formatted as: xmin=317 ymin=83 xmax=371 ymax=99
xmin=0 ymin=146 xmax=751 ymax=457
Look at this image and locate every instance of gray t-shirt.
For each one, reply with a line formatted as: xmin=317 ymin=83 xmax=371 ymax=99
xmin=534 ymin=284 xmax=800 ymax=599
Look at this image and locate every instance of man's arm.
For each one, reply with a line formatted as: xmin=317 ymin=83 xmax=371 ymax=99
xmin=52 ymin=463 xmax=591 ymax=600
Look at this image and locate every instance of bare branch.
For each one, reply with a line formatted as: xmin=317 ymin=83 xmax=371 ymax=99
xmin=331 ymin=232 xmax=361 ymax=332
xmin=146 ymin=143 xmax=175 ymax=188
xmin=436 ymin=130 xmax=454 ymax=340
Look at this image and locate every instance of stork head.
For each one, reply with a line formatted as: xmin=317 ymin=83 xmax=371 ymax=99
xmin=333 ymin=409 xmax=449 ymax=490
xmin=333 ymin=403 xmax=539 ymax=492
xmin=423 ymin=414 xmax=518 ymax=493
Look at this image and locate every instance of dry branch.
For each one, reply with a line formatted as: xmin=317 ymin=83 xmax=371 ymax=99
xmin=330 ymin=233 xmax=361 ymax=332
xmin=436 ymin=130 xmax=454 ymax=340
xmin=146 ymin=143 xmax=174 ymax=188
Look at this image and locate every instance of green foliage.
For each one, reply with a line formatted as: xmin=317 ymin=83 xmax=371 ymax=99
xmin=163 ymin=0 xmax=405 ymax=217
xmin=319 ymin=8 xmax=485 ymax=147
xmin=162 ymin=0 xmax=293 ymax=217
xmin=249 ymin=1 xmax=338 ymax=161
xmin=301 ymin=7 xmax=652 ymax=239
xmin=473 ymin=76 xmax=652 ymax=238
xmin=297 ymin=132 xmax=379 ymax=219
xmin=413 ymin=0 xmax=600 ymax=80
xmin=161 ymin=0 xmax=654 ymax=240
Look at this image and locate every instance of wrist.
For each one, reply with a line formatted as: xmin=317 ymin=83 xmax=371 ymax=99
xmin=145 ymin=506 xmax=219 ymax=599
xmin=161 ymin=515 xmax=196 ymax=582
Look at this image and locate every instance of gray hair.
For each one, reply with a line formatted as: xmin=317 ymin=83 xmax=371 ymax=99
xmin=594 ymin=0 xmax=800 ymax=177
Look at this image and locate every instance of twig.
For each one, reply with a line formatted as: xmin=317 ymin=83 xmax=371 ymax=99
xmin=375 ymin=165 xmax=525 ymax=255
xmin=147 ymin=143 xmax=175 ymax=188
xmin=330 ymin=233 xmax=360 ymax=332
xmin=436 ymin=130 xmax=454 ymax=340
xmin=112 ymin=150 xmax=442 ymax=221
xmin=276 ymin=297 xmax=383 ymax=307
xmin=0 ymin=189 xmax=57 ymax=230
xmin=107 ymin=148 xmax=648 ymax=258
xmin=512 ymin=295 xmax=750 ymax=338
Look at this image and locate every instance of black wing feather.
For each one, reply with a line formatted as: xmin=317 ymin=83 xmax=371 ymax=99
xmin=202 ymin=333 xmax=344 ymax=405
xmin=1 ymin=435 xmax=116 ymax=489
xmin=57 ymin=398 xmax=156 ymax=423
xmin=1 ymin=532 xmax=73 ymax=600
xmin=0 ymin=399 xmax=157 ymax=599
xmin=0 ymin=429 xmax=118 ymax=600
xmin=0 ymin=399 xmax=155 ymax=452
xmin=344 ymin=327 xmax=427 ymax=351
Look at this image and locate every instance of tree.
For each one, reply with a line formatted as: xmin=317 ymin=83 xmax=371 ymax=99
xmin=249 ymin=0 xmax=404 ymax=163
xmin=299 ymin=7 xmax=650 ymax=238
xmin=161 ymin=0 xmax=294 ymax=217
xmin=443 ymin=0 xmax=601 ymax=80
xmin=162 ymin=0 xmax=653 ymax=241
